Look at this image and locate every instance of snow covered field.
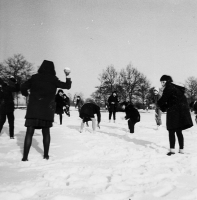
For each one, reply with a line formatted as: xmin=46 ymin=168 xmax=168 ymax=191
xmin=0 ymin=108 xmax=197 ymax=200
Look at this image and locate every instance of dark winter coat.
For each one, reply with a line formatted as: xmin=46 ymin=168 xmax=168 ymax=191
xmin=108 ymin=94 xmax=119 ymax=112
xmin=20 ymin=60 xmax=72 ymax=122
xmin=0 ymin=79 xmax=20 ymax=114
xmin=55 ymin=94 xmax=64 ymax=115
xmin=157 ymin=82 xmax=193 ymax=131
xmin=80 ymin=103 xmax=101 ymax=123
xmin=125 ymin=104 xmax=140 ymax=123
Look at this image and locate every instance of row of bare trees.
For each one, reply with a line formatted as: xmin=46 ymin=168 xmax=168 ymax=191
xmin=91 ymin=63 xmax=151 ymax=108
xmin=91 ymin=64 xmax=197 ymax=108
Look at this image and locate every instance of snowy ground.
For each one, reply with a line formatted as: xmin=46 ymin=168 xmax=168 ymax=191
xmin=0 ymin=107 xmax=197 ymax=200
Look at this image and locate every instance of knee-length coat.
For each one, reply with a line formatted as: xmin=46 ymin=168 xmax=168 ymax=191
xmin=157 ymin=82 xmax=193 ymax=131
xmin=20 ymin=60 xmax=72 ymax=122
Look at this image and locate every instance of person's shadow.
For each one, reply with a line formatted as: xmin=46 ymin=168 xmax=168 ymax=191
xmin=0 ymin=127 xmax=9 ymax=137
xmin=16 ymin=131 xmax=44 ymax=156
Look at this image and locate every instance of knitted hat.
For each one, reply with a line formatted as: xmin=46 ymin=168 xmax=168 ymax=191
xmin=160 ymin=75 xmax=173 ymax=82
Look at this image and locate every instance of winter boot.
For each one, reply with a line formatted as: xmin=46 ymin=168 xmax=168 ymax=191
xmin=179 ymin=149 xmax=184 ymax=154
xmin=167 ymin=149 xmax=175 ymax=156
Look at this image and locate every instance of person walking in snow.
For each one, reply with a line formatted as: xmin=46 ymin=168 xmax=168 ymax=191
xmin=152 ymin=87 xmax=162 ymax=129
xmin=79 ymin=99 xmax=101 ymax=133
xmin=122 ymin=102 xmax=140 ymax=133
xmin=55 ymin=89 xmax=65 ymax=124
xmin=157 ymin=75 xmax=193 ymax=156
xmin=108 ymin=91 xmax=119 ymax=123
xmin=20 ymin=60 xmax=72 ymax=161
xmin=0 ymin=77 xmax=20 ymax=139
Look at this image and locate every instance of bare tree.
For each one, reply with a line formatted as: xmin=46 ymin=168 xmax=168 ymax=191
xmin=137 ymin=75 xmax=151 ymax=108
xmin=0 ymin=54 xmax=35 ymax=106
xmin=119 ymin=63 xmax=142 ymax=102
xmin=185 ymin=76 xmax=197 ymax=102
xmin=99 ymin=65 xmax=118 ymax=93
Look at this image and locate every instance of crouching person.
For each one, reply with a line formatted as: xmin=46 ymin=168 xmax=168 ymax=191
xmin=122 ymin=102 xmax=140 ymax=133
xmin=79 ymin=99 xmax=101 ymax=133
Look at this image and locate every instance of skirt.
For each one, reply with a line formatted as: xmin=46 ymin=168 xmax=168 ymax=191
xmin=25 ymin=118 xmax=53 ymax=129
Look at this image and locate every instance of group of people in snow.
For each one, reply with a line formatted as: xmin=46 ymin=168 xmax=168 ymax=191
xmin=0 ymin=60 xmax=196 ymax=160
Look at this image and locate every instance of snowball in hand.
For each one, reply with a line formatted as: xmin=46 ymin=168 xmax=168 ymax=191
xmin=64 ymin=67 xmax=71 ymax=74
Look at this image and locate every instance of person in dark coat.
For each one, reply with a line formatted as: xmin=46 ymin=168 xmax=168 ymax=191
xmin=0 ymin=77 xmax=20 ymax=139
xmin=122 ymin=102 xmax=140 ymax=133
xmin=157 ymin=75 xmax=193 ymax=156
xmin=55 ymin=89 xmax=65 ymax=124
xmin=189 ymin=101 xmax=197 ymax=124
xmin=108 ymin=91 xmax=119 ymax=123
xmin=20 ymin=60 xmax=72 ymax=161
xmin=79 ymin=99 xmax=101 ymax=133
xmin=63 ymin=93 xmax=70 ymax=117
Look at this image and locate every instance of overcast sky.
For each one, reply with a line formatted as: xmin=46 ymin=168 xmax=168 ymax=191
xmin=1 ymin=0 xmax=197 ymax=98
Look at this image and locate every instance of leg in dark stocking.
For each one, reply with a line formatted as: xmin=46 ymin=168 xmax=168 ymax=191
xmin=7 ymin=112 xmax=14 ymax=138
xmin=176 ymin=129 xmax=184 ymax=153
xmin=128 ymin=119 xmax=134 ymax=133
xmin=109 ymin=111 xmax=112 ymax=121
xmin=0 ymin=114 xmax=6 ymax=135
xmin=42 ymin=128 xmax=50 ymax=160
xmin=22 ymin=127 xmax=35 ymax=161
xmin=167 ymin=130 xmax=176 ymax=156
xmin=59 ymin=114 xmax=62 ymax=125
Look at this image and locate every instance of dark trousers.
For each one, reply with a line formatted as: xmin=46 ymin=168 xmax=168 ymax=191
xmin=0 ymin=112 xmax=14 ymax=137
xmin=22 ymin=127 xmax=51 ymax=160
xmin=109 ymin=111 xmax=116 ymax=120
xmin=128 ymin=119 xmax=135 ymax=133
xmin=169 ymin=129 xmax=184 ymax=149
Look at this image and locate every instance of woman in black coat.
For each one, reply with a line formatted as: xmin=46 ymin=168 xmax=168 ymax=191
xmin=157 ymin=75 xmax=193 ymax=156
xmin=108 ymin=91 xmax=119 ymax=123
xmin=55 ymin=89 xmax=65 ymax=124
xmin=20 ymin=60 xmax=72 ymax=161
xmin=122 ymin=102 xmax=140 ymax=133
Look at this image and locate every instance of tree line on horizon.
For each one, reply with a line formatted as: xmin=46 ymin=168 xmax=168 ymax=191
xmin=0 ymin=54 xmax=197 ymax=108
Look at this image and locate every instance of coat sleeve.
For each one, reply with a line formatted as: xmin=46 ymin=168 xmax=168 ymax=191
xmin=20 ymin=78 xmax=32 ymax=97
xmin=55 ymin=78 xmax=72 ymax=89
xmin=157 ymin=86 xmax=172 ymax=112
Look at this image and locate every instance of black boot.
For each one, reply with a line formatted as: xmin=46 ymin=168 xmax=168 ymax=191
xmin=166 ymin=152 xmax=175 ymax=156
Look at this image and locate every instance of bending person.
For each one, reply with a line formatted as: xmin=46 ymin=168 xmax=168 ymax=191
xmin=79 ymin=99 xmax=101 ymax=133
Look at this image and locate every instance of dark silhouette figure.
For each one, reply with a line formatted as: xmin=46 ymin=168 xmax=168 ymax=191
xmin=158 ymin=75 xmax=193 ymax=156
xmin=0 ymin=77 xmax=20 ymax=139
xmin=55 ymin=89 xmax=65 ymax=124
xmin=63 ymin=93 xmax=70 ymax=117
xmin=122 ymin=102 xmax=140 ymax=133
xmin=20 ymin=60 xmax=72 ymax=161
xmin=108 ymin=91 xmax=119 ymax=123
